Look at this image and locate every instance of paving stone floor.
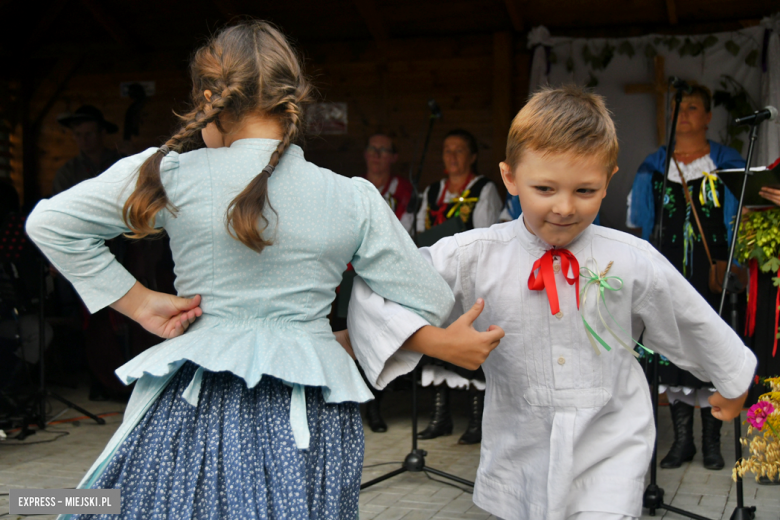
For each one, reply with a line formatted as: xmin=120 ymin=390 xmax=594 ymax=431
xmin=0 ymin=383 xmax=778 ymax=519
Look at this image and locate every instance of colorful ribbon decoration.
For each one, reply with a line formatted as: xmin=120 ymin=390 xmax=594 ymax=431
xmin=699 ymin=171 xmax=721 ymax=208
xmin=528 ymin=249 xmax=580 ymax=315
xmin=745 ymin=258 xmax=759 ymax=338
xmin=683 ymin=220 xmax=696 ymax=277
xmin=579 ymin=261 xmax=653 ymax=357
xmin=446 ymin=189 xmax=479 ymax=219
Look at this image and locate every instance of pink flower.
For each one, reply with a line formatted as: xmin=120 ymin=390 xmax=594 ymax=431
xmin=747 ymin=401 xmax=775 ymax=430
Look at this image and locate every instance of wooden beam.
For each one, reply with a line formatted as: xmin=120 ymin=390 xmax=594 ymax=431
xmin=665 ymin=0 xmax=678 ymax=25
xmin=351 ymin=0 xmax=389 ymax=44
xmin=29 ymin=55 xmax=84 ymax=127
xmin=493 ymin=32 xmax=513 ymax=169
xmin=503 ymin=0 xmax=524 ymax=33
xmin=21 ymin=55 xmax=84 ymax=207
xmin=25 ymin=0 xmax=71 ymax=47
xmin=79 ymin=0 xmax=137 ymax=50
xmin=212 ymin=0 xmax=240 ymax=20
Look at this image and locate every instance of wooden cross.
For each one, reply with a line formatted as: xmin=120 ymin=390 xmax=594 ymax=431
xmin=625 ymin=55 xmax=672 ymax=146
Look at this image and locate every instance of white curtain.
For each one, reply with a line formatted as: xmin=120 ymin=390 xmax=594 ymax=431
xmin=528 ymin=26 xmax=552 ymax=95
xmin=757 ymin=14 xmax=780 ymax=168
xmin=528 ymin=25 xmax=765 ymax=230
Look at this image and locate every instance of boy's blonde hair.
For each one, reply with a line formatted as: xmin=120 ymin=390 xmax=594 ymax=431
xmin=506 ymin=85 xmax=618 ymax=175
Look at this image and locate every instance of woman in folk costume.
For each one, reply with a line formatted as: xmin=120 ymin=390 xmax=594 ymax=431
xmin=629 ymin=84 xmax=744 ymax=470
xmin=414 ymin=128 xmax=503 ymax=444
xmin=25 ymin=22 xmax=499 ymax=519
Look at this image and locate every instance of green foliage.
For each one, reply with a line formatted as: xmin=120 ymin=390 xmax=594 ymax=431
xmin=581 ymin=42 xmax=615 ymax=71
xmin=702 ymin=36 xmax=718 ymax=49
xmin=737 ymin=209 xmax=780 ymax=272
xmin=565 ymin=55 xmax=574 ymax=73
xmin=617 ymin=41 xmax=635 ymax=58
xmin=725 ymin=40 xmax=741 ymax=56
xmin=663 ymin=36 xmax=681 ymax=51
xmin=714 ymin=75 xmax=756 ymax=153
xmin=644 ymin=43 xmax=657 ymax=59
xmin=745 ymin=49 xmax=759 ymax=67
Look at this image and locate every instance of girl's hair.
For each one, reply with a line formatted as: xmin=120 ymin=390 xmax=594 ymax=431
xmin=443 ymin=128 xmax=479 ymax=174
xmin=123 ymin=21 xmax=313 ymax=253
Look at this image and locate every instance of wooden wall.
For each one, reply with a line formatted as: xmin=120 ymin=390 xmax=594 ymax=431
xmin=304 ymin=33 xmax=528 ymax=195
xmin=21 ymin=33 xmax=528 ymax=202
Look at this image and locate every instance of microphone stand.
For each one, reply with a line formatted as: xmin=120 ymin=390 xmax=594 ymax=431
xmin=642 ymin=84 xmax=714 ymax=520
xmin=362 ymin=101 xmax=474 ymax=492
xmin=716 ymin=122 xmax=761 ymax=520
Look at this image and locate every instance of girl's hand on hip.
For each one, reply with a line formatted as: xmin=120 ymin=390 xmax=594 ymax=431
xmin=709 ymin=390 xmax=749 ymax=422
xmin=111 ymin=281 xmax=203 ymax=339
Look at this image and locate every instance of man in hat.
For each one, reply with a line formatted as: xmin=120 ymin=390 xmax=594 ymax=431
xmin=52 ymin=105 xmax=122 ymax=195
xmin=51 ymin=105 xmax=126 ymax=401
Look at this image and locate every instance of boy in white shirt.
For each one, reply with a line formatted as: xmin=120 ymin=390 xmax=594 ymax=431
xmin=344 ymin=86 xmax=755 ymax=520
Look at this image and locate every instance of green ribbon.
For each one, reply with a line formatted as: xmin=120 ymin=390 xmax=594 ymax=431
xmin=579 ymin=262 xmax=653 ymax=357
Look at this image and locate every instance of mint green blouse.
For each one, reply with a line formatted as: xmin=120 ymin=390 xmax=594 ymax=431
xmin=26 ymin=139 xmax=454 ymax=464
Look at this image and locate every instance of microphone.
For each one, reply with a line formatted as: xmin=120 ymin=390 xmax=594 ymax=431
xmin=428 ymin=99 xmax=442 ymax=119
xmin=669 ymin=76 xmax=693 ymax=94
xmin=734 ymin=106 xmax=778 ymax=126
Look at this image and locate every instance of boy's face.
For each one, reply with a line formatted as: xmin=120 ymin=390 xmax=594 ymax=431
xmin=499 ymin=149 xmax=614 ymax=247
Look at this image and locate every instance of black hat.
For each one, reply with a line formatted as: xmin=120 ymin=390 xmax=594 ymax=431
xmin=57 ymin=105 xmax=118 ymax=134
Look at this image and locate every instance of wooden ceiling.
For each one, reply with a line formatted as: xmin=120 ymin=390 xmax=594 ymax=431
xmin=3 ymin=0 xmax=776 ymax=67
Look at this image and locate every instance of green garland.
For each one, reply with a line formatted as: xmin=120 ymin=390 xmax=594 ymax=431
xmin=736 ymin=208 xmax=780 ymax=287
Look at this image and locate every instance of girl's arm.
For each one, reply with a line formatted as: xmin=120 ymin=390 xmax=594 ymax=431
xmin=111 ymin=281 xmax=202 ymax=339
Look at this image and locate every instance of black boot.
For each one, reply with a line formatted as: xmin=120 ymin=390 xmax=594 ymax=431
xmin=660 ymin=401 xmax=696 ymax=468
xmin=366 ymin=392 xmax=387 ymax=433
xmin=458 ymin=388 xmax=484 ymax=445
xmin=701 ymin=407 xmax=724 ymax=470
xmin=417 ymin=385 xmax=453 ymax=439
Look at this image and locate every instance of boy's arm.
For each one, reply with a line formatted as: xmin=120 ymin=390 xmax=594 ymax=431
xmin=348 ymin=236 xmax=469 ymax=388
xmin=636 ymin=249 xmax=756 ymax=419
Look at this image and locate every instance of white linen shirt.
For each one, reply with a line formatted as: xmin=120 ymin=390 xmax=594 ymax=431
xmin=348 ymin=217 xmax=756 ymax=520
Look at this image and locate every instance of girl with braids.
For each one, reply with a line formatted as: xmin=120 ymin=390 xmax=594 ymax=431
xmin=26 ymin=21 xmax=498 ymax=519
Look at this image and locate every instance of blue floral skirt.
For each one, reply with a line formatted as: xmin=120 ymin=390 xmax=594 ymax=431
xmin=73 ymin=362 xmax=364 ymax=519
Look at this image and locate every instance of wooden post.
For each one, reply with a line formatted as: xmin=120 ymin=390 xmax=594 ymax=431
xmin=20 ymin=56 xmax=83 ymax=208
xmin=493 ymin=32 xmax=513 ymax=170
xmin=625 ymin=55 xmax=670 ymax=146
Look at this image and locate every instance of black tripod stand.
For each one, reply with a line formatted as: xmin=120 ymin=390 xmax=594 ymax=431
xmin=361 ymin=100 xmax=474 ymax=491
xmin=642 ymin=79 xmax=717 ymax=520
xmin=2 ymin=214 xmax=105 ymax=441
xmin=712 ymin=115 xmax=774 ymax=520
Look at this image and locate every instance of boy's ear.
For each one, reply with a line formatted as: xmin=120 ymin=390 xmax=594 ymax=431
xmin=499 ymin=162 xmax=519 ymax=196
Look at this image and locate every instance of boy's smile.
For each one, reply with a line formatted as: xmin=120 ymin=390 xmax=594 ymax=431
xmin=500 ymin=150 xmax=615 ymax=247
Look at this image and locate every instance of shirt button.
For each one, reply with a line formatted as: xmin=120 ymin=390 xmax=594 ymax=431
xmin=558 ymin=357 xmax=566 ymax=365
xmin=555 ymin=311 xmax=564 ymax=319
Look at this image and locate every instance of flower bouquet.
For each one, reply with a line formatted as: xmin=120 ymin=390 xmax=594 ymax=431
xmin=733 ymin=377 xmax=780 ymax=482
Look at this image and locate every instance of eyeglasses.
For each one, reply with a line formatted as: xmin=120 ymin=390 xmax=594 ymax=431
xmin=366 ymin=146 xmax=394 ymax=156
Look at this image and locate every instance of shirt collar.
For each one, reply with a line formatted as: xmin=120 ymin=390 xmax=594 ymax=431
xmin=513 ymin=215 xmax=592 ymax=256
xmin=228 ymin=139 xmax=305 ymax=159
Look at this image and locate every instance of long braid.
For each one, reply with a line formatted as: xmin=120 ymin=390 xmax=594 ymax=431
xmin=123 ymin=20 xmax=313 ymax=253
xmin=123 ymin=88 xmax=235 ymax=237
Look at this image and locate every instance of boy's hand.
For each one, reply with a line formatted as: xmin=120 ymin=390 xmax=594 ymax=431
xmin=402 ymin=299 xmax=504 ymax=370
xmin=709 ymin=390 xmax=749 ymax=422
xmin=334 ymin=329 xmax=356 ymax=359
xmin=111 ymin=281 xmax=203 ymax=339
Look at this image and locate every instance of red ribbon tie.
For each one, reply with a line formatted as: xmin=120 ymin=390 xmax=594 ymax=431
xmin=528 ymin=249 xmax=580 ymax=315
